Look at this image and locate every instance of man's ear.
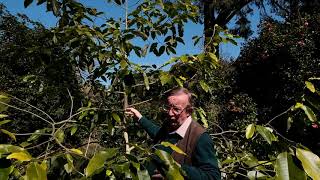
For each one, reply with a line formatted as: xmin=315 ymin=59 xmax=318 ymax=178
xmin=186 ymin=105 xmax=193 ymax=114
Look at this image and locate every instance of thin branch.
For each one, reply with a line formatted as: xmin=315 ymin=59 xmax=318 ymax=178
xmin=210 ymin=130 xmax=239 ymax=136
xmin=267 ymin=125 xmax=297 ymax=145
xmin=0 ymin=101 xmax=53 ymax=125
xmin=129 ymin=98 xmax=153 ymax=107
xmin=132 ymin=81 xmax=157 ymax=88
xmin=266 ymin=107 xmax=292 ymax=125
xmin=15 ymin=132 xmax=51 ymax=136
xmin=67 ymin=88 xmax=73 ymax=120
xmin=25 ymin=138 xmax=54 ymax=150
xmin=85 ymin=132 xmax=93 ymax=157
xmin=8 ymin=95 xmax=55 ymax=123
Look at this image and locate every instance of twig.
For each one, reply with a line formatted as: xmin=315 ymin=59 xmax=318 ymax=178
xmin=85 ymin=132 xmax=93 ymax=157
xmin=67 ymin=88 xmax=73 ymax=120
xmin=0 ymin=101 xmax=53 ymax=125
xmin=15 ymin=132 xmax=51 ymax=136
xmin=266 ymin=107 xmax=292 ymax=125
xmin=267 ymin=125 xmax=297 ymax=145
xmin=210 ymin=130 xmax=239 ymax=136
xmin=8 ymin=94 xmax=55 ymax=123
xmin=25 ymin=138 xmax=54 ymax=150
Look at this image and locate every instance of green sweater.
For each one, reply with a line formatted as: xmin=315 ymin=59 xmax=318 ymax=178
xmin=139 ymin=116 xmax=221 ymax=180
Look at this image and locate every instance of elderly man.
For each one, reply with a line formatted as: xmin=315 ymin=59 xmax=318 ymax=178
xmin=126 ymin=87 xmax=221 ymax=180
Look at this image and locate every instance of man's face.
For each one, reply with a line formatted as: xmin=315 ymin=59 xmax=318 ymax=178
xmin=165 ymin=93 xmax=190 ymax=130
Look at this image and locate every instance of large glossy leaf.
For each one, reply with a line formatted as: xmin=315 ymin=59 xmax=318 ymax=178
xmin=85 ymin=148 xmax=118 ymax=177
xmin=70 ymin=148 xmax=83 ymax=155
xmin=0 ymin=166 xmax=14 ymax=180
xmin=0 ymin=120 xmax=11 ymax=126
xmin=246 ymin=124 xmax=255 ymax=139
xmin=166 ymin=167 xmax=184 ymax=180
xmin=7 ymin=151 xmax=32 ymax=162
xmin=256 ymin=125 xmax=278 ymax=144
xmin=1 ymin=129 xmax=16 ymax=141
xmin=161 ymin=142 xmax=186 ymax=155
xmin=27 ymin=128 xmax=50 ymax=142
xmin=0 ymin=145 xmax=24 ymax=155
xmin=294 ymin=103 xmax=317 ymax=122
xmin=296 ymin=148 xmax=320 ymax=180
xmin=154 ymin=150 xmax=184 ymax=180
xmin=55 ymin=129 xmax=65 ymax=143
xmin=25 ymin=162 xmax=47 ymax=180
xmin=64 ymin=154 xmax=74 ymax=173
xmin=305 ymin=81 xmax=316 ymax=93
xmin=275 ymin=152 xmax=306 ymax=180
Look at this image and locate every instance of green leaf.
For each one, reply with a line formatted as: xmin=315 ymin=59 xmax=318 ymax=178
xmin=0 ymin=120 xmax=11 ymax=126
xmin=0 ymin=94 xmax=8 ymax=99
xmin=0 ymin=166 xmax=14 ymax=180
xmin=70 ymin=126 xmax=78 ymax=136
xmin=85 ymin=148 xmax=118 ymax=177
xmin=25 ymin=162 xmax=47 ymax=180
xmin=246 ymin=124 xmax=255 ymax=139
xmin=199 ymin=80 xmax=210 ymax=93
xmin=174 ymin=77 xmax=183 ymax=87
xmin=64 ymin=154 xmax=74 ymax=173
xmin=7 ymin=151 xmax=32 ymax=162
xmin=180 ymin=55 xmax=188 ymax=63
xmin=24 ymin=0 xmax=33 ymax=8
xmin=154 ymin=150 xmax=184 ymax=180
xmin=1 ymin=129 xmax=16 ymax=141
xmin=247 ymin=171 xmax=268 ymax=180
xmin=20 ymin=142 xmax=32 ymax=148
xmin=208 ymin=52 xmax=218 ymax=63
xmin=275 ymin=152 xmax=307 ymax=180
xmin=143 ymin=72 xmax=150 ymax=90
xmin=197 ymin=108 xmax=208 ymax=128
xmin=305 ymin=81 xmax=316 ymax=93
xmin=294 ymin=103 xmax=317 ymax=122
xmin=150 ymin=43 xmax=158 ymax=53
xmin=120 ymin=60 xmax=128 ymax=69
xmin=132 ymin=31 xmax=148 ymax=41
xmin=55 ymin=129 xmax=65 ymax=143
xmin=166 ymin=167 xmax=184 ymax=180
xmin=0 ymin=94 xmax=10 ymax=113
xmin=0 ymin=145 xmax=24 ymax=155
xmin=161 ymin=142 xmax=186 ymax=155
xmin=256 ymin=125 xmax=277 ymax=144
xmin=52 ymin=0 xmax=60 ymax=16
xmin=159 ymin=71 xmax=171 ymax=86
xmin=27 ymin=129 xmax=48 ymax=142
xmin=112 ymin=113 xmax=121 ymax=123
xmin=0 ymin=114 xmax=8 ymax=119
xmin=162 ymin=57 xmax=178 ymax=67
xmin=159 ymin=46 xmax=166 ymax=56
xmin=296 ymin=148 xmax=320 ymax=180
xmin=70 ymin=148 xmax=83 ymax=155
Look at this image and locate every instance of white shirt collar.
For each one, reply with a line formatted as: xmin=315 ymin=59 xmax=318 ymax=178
xmin=169 ymin=116 xmax=192 ymax=138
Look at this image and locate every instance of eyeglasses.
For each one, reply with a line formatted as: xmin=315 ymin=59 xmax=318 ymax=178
xmin=161 ymin=105 xmax=185 ymax=114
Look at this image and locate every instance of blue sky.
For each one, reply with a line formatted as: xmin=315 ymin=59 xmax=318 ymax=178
xmin=0 ymin=0 xmax=262 ymax=66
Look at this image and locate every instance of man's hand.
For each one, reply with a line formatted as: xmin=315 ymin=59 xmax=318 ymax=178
xmin=125 ymin=107 xmax=142 ymax=120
